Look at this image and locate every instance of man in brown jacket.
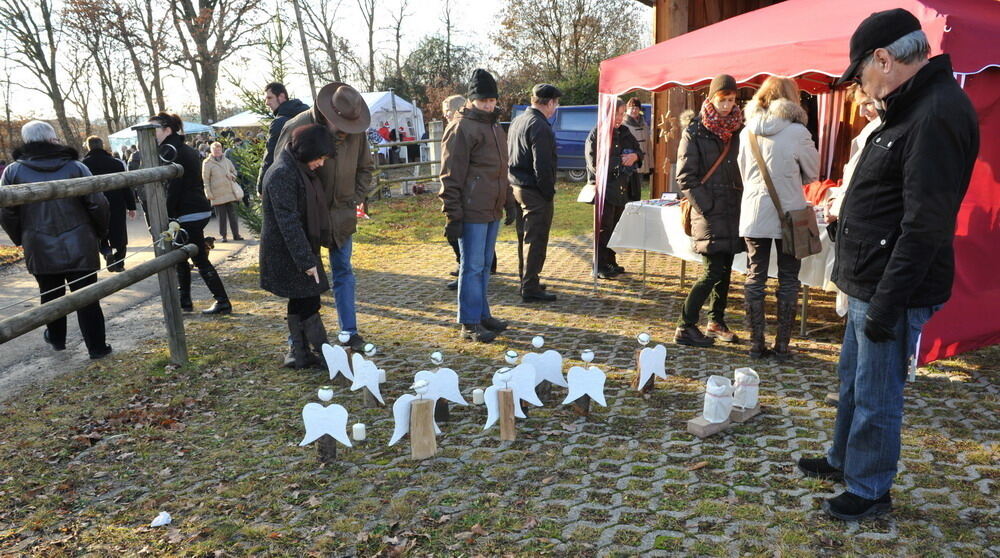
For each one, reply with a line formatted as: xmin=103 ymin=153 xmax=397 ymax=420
xmin=273 ymin=82 xmax=374 ymax=351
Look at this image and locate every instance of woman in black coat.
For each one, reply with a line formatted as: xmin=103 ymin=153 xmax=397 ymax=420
xmin=260 ymin=124 xmax=335 ymax=368
xmin=674 ymin=75 xmax=744 ymax=347
xmin=149 ymin=112 xmax=231 ymax=315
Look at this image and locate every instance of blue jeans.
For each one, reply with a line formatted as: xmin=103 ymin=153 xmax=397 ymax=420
xmin=827 ymin=296 xmax=938 ymax=499
xmin=328 ymin=236 xmax=357 ymax=334
xmin=458 ymin=221 xmax=499 ymax=324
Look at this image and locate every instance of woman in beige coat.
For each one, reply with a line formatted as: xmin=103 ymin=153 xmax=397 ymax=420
xmin=202 ymin=141 xmax=243 ymax=241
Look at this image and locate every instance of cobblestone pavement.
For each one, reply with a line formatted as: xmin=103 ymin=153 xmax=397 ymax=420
xmin=0 ymin=234 xmax=995 ymax=556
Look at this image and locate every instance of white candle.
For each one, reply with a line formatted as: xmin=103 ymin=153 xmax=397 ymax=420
xmin=352 ymin=423 xmax=366 ymax=441
xmin=317 ymin=386 xmax=334 ymax=402
xmin=472 ymin=388 xmax=485 ymax=405
xmin=378 ymin=369 xmax=386 ymax=383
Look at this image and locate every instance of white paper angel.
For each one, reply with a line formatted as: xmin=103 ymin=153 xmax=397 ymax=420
xmin=521 ymin=336 xmax=567 ymax=388
xmin=562 ymin=350 xmax=607 ymax=407
xmin=389 ymin=380 xmax=432 ymax=446
xmin=349 ymin=352 xmax=385 ymax=405
xmin=322 ymin=343 xmax=354 ymax=382
xmin=483 ymin=369 xmax=510 ymax=430
xmin=299 ymin=388 xmax=352 ymax=447
xmin=637 ymin=344 xmax=668 ymax=390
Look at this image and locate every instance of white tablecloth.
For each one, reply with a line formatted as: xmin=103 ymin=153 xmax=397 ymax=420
xmin=607 ymin=201 xmax=836 ymax=290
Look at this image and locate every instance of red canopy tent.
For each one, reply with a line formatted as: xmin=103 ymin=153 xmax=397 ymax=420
xmin=593 ymin=0 xmax=1000 ymax=363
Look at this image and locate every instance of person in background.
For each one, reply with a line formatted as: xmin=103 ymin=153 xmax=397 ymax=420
xmin=798 ymin=9 xmax=979 ymax=521
xmin=439 ymin=69 xmax=517 ymax=343
xmin=256 ymin=82 xmax=310 ymax=194
xmin=585 ymin=98 xmax=642 ymax=279
xmin=273 ymin=82 xmax=375 ymax=352
xmin=82 ymin=136 xmax=135 ymax=272
xmin=737 ymin=76 xmax=819 ymax=360
xmin=674 ymin=74 xmax=744 ymax=347
xmin=260 ymin=124 xmax=335 ymax=369
xmin=622 ymin=97 xmax=652 ymax=177
xmin=202 ymin=141 xmax=244 ymax=242
xmin=508 ymin=83 xmax=562 ymax=303
xmin=149 ymin=112 xmax=232 ymax=315
xmin=0 ymin=160 xmax=7 ymax=178
xmin=0 ymin=121 xmax=112 ymax=359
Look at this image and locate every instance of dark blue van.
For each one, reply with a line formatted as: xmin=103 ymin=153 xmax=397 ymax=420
xmin=510 ymin=104 xmax=651 ymax=181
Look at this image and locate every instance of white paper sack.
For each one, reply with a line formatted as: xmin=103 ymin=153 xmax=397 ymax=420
xmin=150 ymin=511 xmax=172 ymax=527
xmin=733 ymin=367 xmax=760 ymax=409
xmin=703 ymin=375 xmax=734 ymax=423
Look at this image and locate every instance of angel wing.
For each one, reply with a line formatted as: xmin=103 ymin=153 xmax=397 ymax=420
xmin=562 ymin=365 xmax=607 ymax=407
xmin=483 ymin=385 xmax=501 ymax=430
xmin=300 ymin=402 xmax=352 ymax=447
xmin=638 ymin=344 xmax=668 ymax=390
xmin=388 ymin=394 xmax=416 ymax=446
xmin=430 ymin=368 xmax=467 ymax=405
xmin=350 ymin=353 xmax=385 ymax=404
xmin=524 ymin=351 xmax=567 ymax=388
xmin=322 ymin=343 xmax=354 ymax=381
xmin=510 ymin=363 xmax=542 ymax=408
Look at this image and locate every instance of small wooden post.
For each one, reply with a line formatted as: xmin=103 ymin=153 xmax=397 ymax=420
xmin=632 ymin=348 xmax=655 ymax=393
xmin=572 ymin=395 xmax=591 ymax=417
xmin=410 ymin=398 xmax=437 ymax=459
xmin=362 ymin=387 xmax=383 ymax=408
xmin=537 ymin=381 xmax=552 ymax=402
xmin=434 ymin=399 xmax=450 ymax=422
xmin=498 ymin=389 xmax=516 ymax=441
xmin=428 ymin=120 xmax=444 ymax=177
xmin=135 ymin=124 xmax=187 ymax=365
xmin=317 ymin=434 xmax=337 ymax=463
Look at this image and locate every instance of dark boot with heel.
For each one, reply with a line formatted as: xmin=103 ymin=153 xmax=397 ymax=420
xmin=284 ymin=314 xmax=318 ymax=369
xmin=745 ymin=298 xmax=773 ymax=360
xmin=301 ymin=313 xmax=330 ymax=369
xmin=773 ymin=293 xmax=798 ymax=361
xmin=199 ymin=266 xmax=231 ymax=315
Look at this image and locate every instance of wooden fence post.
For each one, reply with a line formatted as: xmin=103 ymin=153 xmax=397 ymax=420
xmin=135 ymin=124 xmax=188 ymax=365
xmin=428 ymin=120 xmax=443 ymax=178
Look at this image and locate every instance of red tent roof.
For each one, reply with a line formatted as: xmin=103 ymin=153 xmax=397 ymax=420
xmin=599 ymin=0 xmax=1000 ymax=94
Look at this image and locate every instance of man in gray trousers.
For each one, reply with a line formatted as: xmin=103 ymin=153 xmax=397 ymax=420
xmin=507 ymin=84 xmax=562 ymax=302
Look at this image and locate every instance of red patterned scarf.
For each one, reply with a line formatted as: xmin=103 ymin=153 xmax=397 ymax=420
xmin=700 ymin=99 xmax=743 ymax=142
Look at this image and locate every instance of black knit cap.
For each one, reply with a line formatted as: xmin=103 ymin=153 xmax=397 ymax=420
xmin=467 ymin=68 xmax=499 ymax=100
xmin=708 ymin=74 xmax=738 ymax=98
xmin=532 ymin=83 xmax=563 ymax=100
xmin=836 ymin=8 xmax=922 ymax=85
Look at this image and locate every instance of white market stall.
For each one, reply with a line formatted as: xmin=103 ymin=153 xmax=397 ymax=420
xmin=109 ymin=120 xmax=214 ymax=154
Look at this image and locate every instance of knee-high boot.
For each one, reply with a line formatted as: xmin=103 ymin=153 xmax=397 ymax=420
xmin=284 ymin=314 xmax=317 ymax=369
xmin=198 ymin=264 xmax=232 ymax=315
xmin=773 ymin=293 xmax=798 ymax=361
xmin=301 ymin=312 xmax=329 ymax=369
xmin=745 ymin=298 xmax=773 ymax=360
xmin=176 ymin=261 xmax=193 ymax=312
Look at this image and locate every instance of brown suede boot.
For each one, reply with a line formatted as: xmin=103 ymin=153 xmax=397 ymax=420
xmin=745 ymin=299 xmax=773 ymax=360
xmin=773 ymin=294 xmax=798 ymax=361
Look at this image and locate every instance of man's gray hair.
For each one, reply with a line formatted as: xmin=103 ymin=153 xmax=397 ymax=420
xmin=884 ymin=30 xmax=930 ymax=65
xmin=21 ymin=120 xmax=58 ymax=143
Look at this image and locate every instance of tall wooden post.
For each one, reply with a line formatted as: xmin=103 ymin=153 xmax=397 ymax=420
xmin=428 ymin=120 xmax=444 ymax=177
xmin=135 ymin=124 xmax=188 ymax=365
xmin=651 ymin=0 xmax=690 ymax=198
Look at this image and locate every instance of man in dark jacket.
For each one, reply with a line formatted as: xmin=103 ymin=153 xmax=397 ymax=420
xmin=508 ymin=83 xmax=561 ymax=302
xmin=256 ymin=82 xmax=310 ymax=194
xmin=0 ymin=121 xmax=113 ymax=359
xmin=797 ymin=9 xmax=980 ymax=522
xmin=83 ymin=136 xmax=134 ymax=272
xmin=585 ymin=99 xmax=642 ymax=279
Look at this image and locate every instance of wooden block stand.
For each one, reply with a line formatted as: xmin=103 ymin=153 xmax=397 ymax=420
xmin=410 ymin=399 xmax=437 ymax=459
xmin=317 ymin=434 xmax=337 ymax=463
xmin=687 ymin=405 xmax=763 ymax=438
xmin=498 ymin=389 xmax=516 ymax=441
xmin=729 ymin=404 xmax=761 ymax=423
xmin=631 ymin=349 xmax=655 ymax=393
xmin=572 ymin=395 xmax=591 ymax=417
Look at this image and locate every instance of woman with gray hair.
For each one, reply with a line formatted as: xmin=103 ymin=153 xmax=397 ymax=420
xmin=0 ymin=120 xmax=113 ymax=359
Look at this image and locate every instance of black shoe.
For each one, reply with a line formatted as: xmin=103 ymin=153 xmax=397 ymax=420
xmin=179 ymin=291 xmax=193 ymax=312
xmin=449 ymin=268 xmax=459 ymax=277
xmin=613 ymin=264 xmax=626 ymax=274
xmin=522 ymin=291 xmax=557 ymax=303
xmin=233 ymin=235 xmax=244 ymax=241
xmin=202 ymin=300 xmax=232 ymax=315
xmin=219 ymin=237 xmax=227 ymax=242
xmin=346 ymin=333 xmax=366 ymax=352
xmin=88 ymin=344 xmax=113 ymax=359
xmin=797 ymin=456 xmax=844 ymax=481
xmin=44 ymin=329 xmax=65 ymax=351
xmin=822 ymin=491 xmax=892 ymax=521
xmin=460 ymin=323 xmax=496 ymax=343
xmin=446 ymin=279 xmax=458 ymax=290
xmin=481 ymin=317 xmax=508 ymax=332
xmin=674 ymin=325 xmax=715 ymax=347
xmin=593 ymin=265 xmax=619 ymax=280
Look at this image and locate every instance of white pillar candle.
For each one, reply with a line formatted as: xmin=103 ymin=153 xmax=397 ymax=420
xmin=378 ymin=369 xmax=387 ymax=383
xmin=352 ymin=423 xmax=366 ymax=441
xmin=472 ymin=388 xmax=485 ymax=405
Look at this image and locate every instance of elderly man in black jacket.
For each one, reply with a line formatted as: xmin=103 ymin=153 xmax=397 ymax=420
xmin=508 ymin=84 xmax=562 ymax=302
xmin=796 ymin=9 xmax=980 ymax=522
xmin=256 ymin=82 xmax=310 ymax=194
xmin=1 ymin=121 xmax=113 ymax=359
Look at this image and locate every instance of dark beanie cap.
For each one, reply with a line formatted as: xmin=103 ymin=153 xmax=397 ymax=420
xmin=708 ymin=74 xmax=738 ymax=98
xmin=467 ymin=68 xmax=499 ymax=100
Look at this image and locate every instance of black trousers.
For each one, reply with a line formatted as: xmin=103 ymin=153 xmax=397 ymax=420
xmin=288 ymin=296 xmax=321 ymax=318
xmin=449 ymin=238 xmax=497 ymax=274
xmin=513 ymin=186 xmax=554 ymax=293
xmin=597 ymin=204 xmax=625 ymax=268
xmin=744 ymin=237 xmax=801 ymax=302
xmin=35 ymin=271 xmax=106 ymax=352
xmin=216 ymin=202 xmax=241 ymax=239
xmin=176 ymin=217 xmax=229 ymax=302
xmin=680 ymin=252 xmax=735 ymax=327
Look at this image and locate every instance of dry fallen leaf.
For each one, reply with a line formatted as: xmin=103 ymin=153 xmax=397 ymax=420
xmin=306 ymin=496 xmax=321 ymax=508
xmin=470 ymin=524 xmax=488 ymax=536
xmin=522 ymin=517 xmax=539 ymax=530
xmin=436 ymin=514 xmax=451 ymax=524
xmin=541 ymin=476 xmax=556 ymax=484
xmin=686 ymin=461 xmax=709 ymax=471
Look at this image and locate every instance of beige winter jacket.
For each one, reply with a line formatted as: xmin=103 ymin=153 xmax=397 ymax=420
xmin=737 ymin=98 xmax=819 ymax=239
xmin=201 ymin=155 xmax=241 ymax=205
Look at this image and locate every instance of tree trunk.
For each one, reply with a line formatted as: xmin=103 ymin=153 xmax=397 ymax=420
xmin=198 ymin=62 xmax=219 ymax=124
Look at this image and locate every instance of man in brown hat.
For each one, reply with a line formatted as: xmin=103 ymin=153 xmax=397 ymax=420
xmin=273 ymin=82 xmax=374 ymax=352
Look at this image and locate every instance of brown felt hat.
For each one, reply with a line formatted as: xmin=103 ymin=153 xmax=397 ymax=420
xmin=315 ymin=82 xmax=371 ymax=134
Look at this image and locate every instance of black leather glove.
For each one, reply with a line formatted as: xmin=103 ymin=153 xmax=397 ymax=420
xmin=444 ymin=221 xmax=463 ymax=242
xmin=504 ymin=202 xmax=519 ymax=226
xmin=863 ymin=314 xmax=896 ymax=343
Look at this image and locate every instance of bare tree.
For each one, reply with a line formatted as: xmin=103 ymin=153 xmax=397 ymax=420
xmin=302 ymin=0 xmax=359 ymax=85
xmin=107 ymin=0 xmax=171 ymax=116
xmin=261 ymin=11 xmax=293 ymax=85
xmin=63 ymin=0 xmax=132 ymax=132
xmin=356 ymin=0 xmax=378 ymax=90
xmin=62 ymin=48 xmax=94 ymax=139
xmin=168 ymin=0 xmax=265 ymax=123
xmin=440 ymin=0 xmax=454 ymax=81
xmin=386 ymin=0 xmax=409 ymax=81
xmin=0 ymin=0 xmax=76 ymax=143
xmin=1 ymin=32 xmax=15 ymax=155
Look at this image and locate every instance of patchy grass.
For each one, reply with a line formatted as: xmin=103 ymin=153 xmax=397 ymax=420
xmin=0 ymin=185 xmax=996 ymax=555
xmin=0 ymin=244 xmax=23 ymax=267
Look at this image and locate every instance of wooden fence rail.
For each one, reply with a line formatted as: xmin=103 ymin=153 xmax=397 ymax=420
xmin=0 ymin=165 xmax=182 ymax=208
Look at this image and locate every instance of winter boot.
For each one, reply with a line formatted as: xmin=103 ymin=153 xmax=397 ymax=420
xmin=745 ymin=298 xmax=773 ymax=360
xmin=176 ymin=262 xmax=194 ymax=312
xmin=773 ymin=293 xmax=798 ymax=361
xmin=198 ymin=266 xmax=232 ymax=315
xmin=283 ymin=314 xmax=317 ymax=369
xmin=301 ymin=312 xmax=330 ymax=369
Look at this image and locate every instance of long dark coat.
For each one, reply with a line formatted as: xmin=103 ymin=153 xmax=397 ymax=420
xmin=82 ymin=149 xmax=134 ymax=248
xmin=676 ymin=117 xmax=744 ymax=255
xmin=259 ymin=148 xmax=330 ymax=299
xmin=585 ymin=125 xmax=643 ymax=207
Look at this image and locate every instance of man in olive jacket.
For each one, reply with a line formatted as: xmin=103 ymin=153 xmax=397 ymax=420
xmin=273 ymin=82 xmax=374 ymax=351
xmin=508 ymin=83 xmax=562 ymax=302
xmin=797 ymin=9 xmax=980 ymax=522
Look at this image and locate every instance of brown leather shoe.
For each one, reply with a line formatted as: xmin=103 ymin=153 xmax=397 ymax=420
xmin=674 ymin=325 xmax=715 ymax=347
xmin=706 ymin=322 xmax=739 ymax=343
